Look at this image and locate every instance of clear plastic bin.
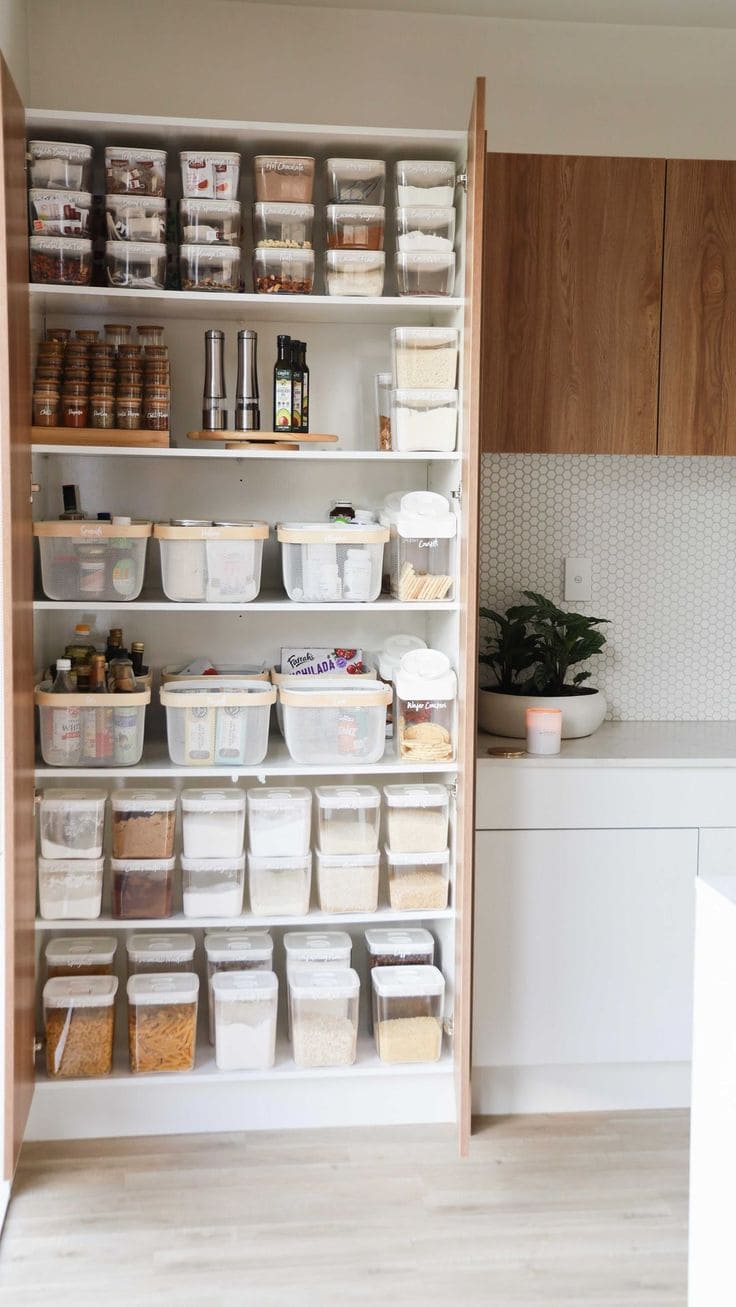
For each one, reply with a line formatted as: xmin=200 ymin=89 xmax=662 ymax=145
xmin=28 ymin=140 xmax=93 ymax=191
xmin=161 ymin=662 xmax=269 ymax=684
xmin=181 ymin=788 xmax=245 ymax=859
xmin=106 ymin=240 xmax=166 ymax=289
xmin=126 ymin=932 xmax=196 ymax=975
xmin=29 ymin=189 xmax=92 ymax=238
xmin=326 ymin=158 xmax=386 ymax=205
xmin=35 ymin=683 xmax=150 ymax=768
xmin=159 ymin=679 xmax=275 ymax=768
xmin=111 ymin=856 xmax=175 ymax=919
xmin=253 ymin=246 xmax=314 ymax=294
xmin=205 ymin=929 xmax=273 ymax=1043
xmin=396 ymin=251 xmax=455 ymax=297
xmin=391 ymin=388 xmax=458 ymax=453
xmin=289 ymin=966 xmax=359 ymax=1068
xmin=34 ymin=520 xmax=152 ymax=602
xmin=105 ymin=194 xmax=167 ymax=242
xmin=46 ymin=935 xmax=117 ymax=979
xmin=365 ymin=926 xmax=435 ymax=1031
xmin=105 ymin=146 xmax=166 ymax=196
xmin=324 ymin=249 xmax=385 ymax=297
xmin=316 ymin=848 xmax=379 ymax=914
xmin=180 ymin=150 xmax=240 ymax=199
xmin=127 ymin=973 xmax=199 ymax=1074
xmin=395 ymin=160 xmax=456 ymax=207
xmin=247 ymin=786 xmax=312 ymax=858
xmin=30 ymin=235 xmax=92 ymax=286
xmin=396 ymin=649 xmax=457 ymax=764
xmin=279 ymin=681 xmax=391 ymax=767
xmin=383 ymin=784 xmax=450 ymax=853
xmin=38 ymin=856 xmax=104 ymax=920
xmin=39 ymin=788 xmax=106 ymax=859
xmin=213 ymin=970 xmax=278 ymax=1071
xmin=155 ymin=522 xmax=268 ymax=603
xmin=325 ymin=205 xmax=385 ymax=250
xmin=43 ymin=975 xmax=118 ymax=1079
xmin=253 ymin=202 xmax=314 ymax=249
xmin=247 ymin=852 xmax=312 ymax=917
xmin=386 ymin=848 xmax=450 ymax=910
xmin=391 ymin=327 xmax=459 ymax=390
xmin=271 ymin=667 xmax=375 ymax=738
xmin=395 ymin=206 xmax=456 ymax=252
xmin=180 ymin=198 xmax=241 ymax=245
xmin=277 ymin=522 xmax=388 ymax=603
xmin=372 ymin=964 xmax=445 ymax=1063
xmin=316 ymin=785 xmax=380 ymax=854
xmin=254 ymin=155 xmax=315 ymax=203
xmin=392 ymin=490 xmax=456 ymax=600
xmin=111 ymin=789 xmax=176 ymax=859
xmin=181 ymin=854 xmax=245 ymax=918
xmin=180 ymin=243 xmax=241 ymax=292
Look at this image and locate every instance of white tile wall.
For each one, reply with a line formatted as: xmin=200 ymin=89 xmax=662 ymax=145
xmin=480 ymin=453 xmax=736 ymax=721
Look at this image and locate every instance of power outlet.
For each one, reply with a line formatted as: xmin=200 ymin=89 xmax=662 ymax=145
xmin=564 ymin=556 xmax=592 ymax=602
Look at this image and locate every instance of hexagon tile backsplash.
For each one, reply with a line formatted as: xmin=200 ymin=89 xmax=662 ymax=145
xmin=479 ymin=453 xmax=736 ymax=721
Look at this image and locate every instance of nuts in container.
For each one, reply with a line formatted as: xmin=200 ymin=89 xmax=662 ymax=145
xmin=30 ymin=236 xmax=92 ymax=286
xmin=180 ymin=243 xmax=241 ymax=292
xmin=253 ymin=247 xmax=314 ymax=294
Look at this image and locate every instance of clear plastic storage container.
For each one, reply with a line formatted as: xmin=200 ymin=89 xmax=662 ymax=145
xmin=253 ymin=246 xmax=314 ymax=294
xmin=392 ymin=491 xmax=457 ymax=600
xmin=324 ymin=249 xmax=385 ymax=297
xmin=180 ymin=243 xmax=241 ymax=292
xmin=28 ymin=140 xmax=93 ymax=191
xmin=38 ymin=856 xmax=104 ymax=920
xmin=35 ymin=683 xmax=150 ymax=768
xmin=253 ymin=202 xmax=314 ymax=249
xmin=396 ymin=251 xmax=455 ymax=297
xmin=155 ymin=522 xmax=268 ymax=603
xmin=325 ymin=205 xmax=385 ymax=250
xmin=105 ymin=194 xmax=167 ymax=242
xmin=279 ymin=681 xmax=391 ymax=767
xmin=34 ymin=520 xmax=152 ymax=602
xmin=181 ymin=854 xmax=245 ymax=918
xmin=111 ymin=789 xmax=177 ymax=859
xmin=289 ymin=966 xmax=359 ymax=1068
xmin=127 ymin=973 xmax=199 ymax=1074
xmin=106 ymin=240 xmax=167 ymax=289
xmin=395 ymin=160 xmax=456 ymax=207
xmin=396 ymin=649 xmax=457 ymax=763
xmin=247 ymin=852 xmax=312 ymax=917
xmin=372 ymin=964 xmax=445 ymax=1063
xmin=159 ymin=679 xmax=275 ymax=768
xmin=315 ymin=848 xmax=380 ymax=914
xmin=384 ymin=784 xmax=450 ymax=853
xmin=365 ymin=927 xmax=435 ymax=1031
xmin=386 ymin=848 xmax=450 ymax=910
xmin=105 ymin=146 xmax=166 ymax=196
xmin=326 ymin=158 xmax=386 ymax=205
xmin=213 ymin=970 xmax=278 ymax=1071
xmin=391 ymin=388 xmax=458 ymax=453
xmin=277 ymin=522 xmax=388 ymax=603
xmin=30 ymin=235 xmax=92 ymax=285
xmin=126 ymin=933 xmax=196 ymax=975
xmin=254 ymin=155 xmax=315 ymax=203
xmin=43 ymin=975 xmax=118 ymax=1079
xmin=316 ymin=786 xmax=380 ymax=854
xmin=180 ymin=150 xmax=241 ymax=200
xmin=247 ymin=786 xmax=312 ymax=858
xmin=395 ymin=206 xmax=456 ymax=252
xmin=111 ymin=856 xmax=175 ymax=919
xmin=205 ymin=929 xmax=273 ymax=1043
xmin=46 ymin=935 xmax=117 ymax=978
xmin=29 ymin=189 xmax=92 ymax=237
xmin=391 ymin=327 xmax=459 ymax=390
xmin=181 ymin=788 xmax=245 ymax=858
xmin=39 ymin=788 xmax=106 ymax=859
xmin=179 ymin=198 xmax=241 ymax=245
xmin=283 ymin=929 xmax=353 ymax=1037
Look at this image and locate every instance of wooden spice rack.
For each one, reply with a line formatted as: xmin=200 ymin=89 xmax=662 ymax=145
xmin=31 ymin=426 xmax=170 ymax=448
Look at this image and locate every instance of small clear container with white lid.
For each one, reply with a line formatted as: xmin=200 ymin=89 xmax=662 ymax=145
xmin=315 ymin=848 xmax=380 ymax=914
xmin=372 ymin=964 xmax=445 ymax=1063
xmin=377 ymin=632 xmax=427 ymax=739
xmin=391 ymin=388 xmax=458 ymax=453
xmin=105 ymin=194 xmax=167 ymax=242
xmin=28 ymin=140 xmax=93 ymax=191
xmin=105 ymin=146 xmax=166 ymax=196
xmin=38 ymin=856 xmax=104 ymax=921
xmin=181 ymin=788 xmax=245 ymax=859
xmin=179 ymin=198 xmax=242 ymax=246
xmin=126 ymin=932 xmax=196 ymax=975
xmin=386 ymin=848 xmax=450 ymax=911
xmin=289 ymin=966 xmax=360 ymax=1068
xmin=315 ymin=785 xmax=380 ymax=854
xmin=283 ymin=930 xmax=352 ymax=1036
xmin=127 ymin=973 xmax=199 ymax=1074
xmin=396 ymin=251 xmax=456 ymax=297
xmin=180 ymin=243 xmax=241 ymax=292
xmin=395 ymin=160 xmax=456 ymax=207
xmin=29 ymin=189 xmax=92 ymax=238
xmin=46 ymin=935 xmax=117 ymax=978
xmin=395 ymin=206 xmax=456 ymax=252
xmin=213 ymin=970 xmax=279 ymax=1071
xmin=254 ymin=155 xmax=315 ymax=203
xmin=247 ymin=852 xmax=312 ymax=917
xmin=179 ymin=150 xmax=240 ymax=200
xmin=181 ymin=854 xmax=245 ymax=918
xmin=111 ymin=856 xmax=175 ymax=919
xmin=111 ymin=788 xmax=177 ymax=860
xmin=39 ymin=788 xmax=106 ymax=859
xmin=365 ymin=927 xmax=435 ymax=1031
xmin=105 ymin=240 xmax=166 ymax=289
xmin=246 ymin=786 xmax=312 ymax=858
xmin=205 ymin=929 xmax=273 ymax=1042
xmin=396 ymin=649 xmax=457 ymax=764
xmin=326 ymin=158 xmax=386 ymax=205
xmin=324 ymin=249 xmax=385 ymax=297
xmin=253 ymin=202 xmax=314 ymax=249
xmin=43 ymin=975 xmax=118 ymax=1079
xmin=30 ymin=235 xmax=92 ymax=286
xmin=325 ymin=205 xmax=385 ymax=251
xmin=391 ymin=326 xmax=459 ymax=390
xmin=253 ymin=246 xmax=314 ymax=294
xmin=384 ymin=784 xmax=450 ymax=853
xmin=392 ymin=490 xmax=457 ymax=600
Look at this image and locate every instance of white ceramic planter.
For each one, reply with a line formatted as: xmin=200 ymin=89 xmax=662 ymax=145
xmin=478 ymin=687 xmax=607 ymax=740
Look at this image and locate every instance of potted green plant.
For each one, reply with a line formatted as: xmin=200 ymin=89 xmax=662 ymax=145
xmin=478 ymin=591 xmax=609 ymax=739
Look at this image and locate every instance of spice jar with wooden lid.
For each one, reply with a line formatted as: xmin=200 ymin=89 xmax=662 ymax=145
xmin=33 ymin=382 xmax=60 ymax=426
xmin=116 ymin=394 xmax=142 ymax=429
xmin=104 ymin=324 xmax=132 ymax=350
xmin=90 ymin=393 xmax=115 ymax=429
xmin=61 ymin=382 xmax=89 ymax=428
xmin=138 ymin=326 xmax=165 ymax=347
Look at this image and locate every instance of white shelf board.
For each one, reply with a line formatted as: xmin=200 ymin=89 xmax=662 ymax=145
xmin=33 ymin=589 xmax=458 ymax=614
xmin=32 ymin=444 xmax=460 ymax=462
xmin=34 ymin=906 xmax=454 ymax=932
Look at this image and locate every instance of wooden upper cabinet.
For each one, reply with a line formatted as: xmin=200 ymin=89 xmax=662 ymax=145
xmin=482 ymin=154 xmax=665 ymax=454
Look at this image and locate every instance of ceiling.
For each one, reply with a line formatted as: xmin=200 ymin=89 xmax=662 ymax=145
xmin=240 ymin=0 xmax=736 ymax=26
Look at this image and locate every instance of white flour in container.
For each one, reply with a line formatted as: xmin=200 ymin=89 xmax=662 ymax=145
xmin=394 ymin=346 xmax=457 ymax=389
xmin=215 ymin=1001 xmax=276 ymax=1070
xmin=397 ymin=231 xmax=453 ymax=253
xmin=183 ymin=884 xmax=243 ymax=917
xmin=392 ymin=402 xmax=456 ymax=451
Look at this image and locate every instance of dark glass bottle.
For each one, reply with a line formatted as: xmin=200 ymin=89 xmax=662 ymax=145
xmin=290 ymin=340 xmax=303 ymax=432
xmin=299 ymin=340 xmax=309 ymax=433
xmin=273 ymin=334 xmax=292 ymax=432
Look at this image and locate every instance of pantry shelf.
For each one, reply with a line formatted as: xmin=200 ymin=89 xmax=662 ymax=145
xmin=32 ymin=444 xmax=461 ymax=462
xmin=34 ymin=906 xmax=454 ymax=932
xmin=33 ymin=589 xmax=459 ymax=613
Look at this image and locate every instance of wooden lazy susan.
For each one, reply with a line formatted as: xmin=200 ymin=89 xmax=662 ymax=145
xmin=187 ymin=430 xmax=339 ymax=452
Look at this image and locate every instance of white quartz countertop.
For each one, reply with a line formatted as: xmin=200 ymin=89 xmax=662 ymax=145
xmin=477 ymin=721 xmax=736 ymax=768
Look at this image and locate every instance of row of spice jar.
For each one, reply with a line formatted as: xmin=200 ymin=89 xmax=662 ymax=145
xmin=33 ymin=326 xmax=170 ymax=430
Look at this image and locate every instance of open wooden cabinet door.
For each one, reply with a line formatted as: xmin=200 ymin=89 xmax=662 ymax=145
xmin=455 ymin=77 xmax=486 ymax=1156
xmin=0 ymin=53 xmax=36 ymax=1204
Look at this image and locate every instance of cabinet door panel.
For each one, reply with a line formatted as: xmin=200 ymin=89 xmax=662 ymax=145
xmin=482 ymin=154 xmax=664 ymax=453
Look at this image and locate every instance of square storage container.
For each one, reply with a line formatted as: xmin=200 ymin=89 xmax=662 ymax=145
xmin=254 ymin=155 xmax=315 ymax=203
xmin=105 ymin=194 xmax=167 ymax=242
xmin=106 ymin=240 xmax=167 ymax=289
xmin=155 ymin=522 xmax=268 ymax=603
xmin=213 ymin=970 xmax=278 ymax=1071
xmin=180 ymin=150 xmax=240 ymax=200
xmin=395 ymin=160 xmax=456 ymax=207
xmin=391 ymin=327 xmax=459 ymax=390
xmin=247 ymin=852 xmax=312 ymax=917
xmin=324 ymin=249 xmax=385 ymax=297
xmin=127 ymin=973 xmax=199 ymax=1074
xmin=38 ymin=857 xmax=104 ymax=920
xmin=180 ymin=243 xmax=241 ymax=292
xmin=29 ymin=189 xmax=92 ymax=238
xmin=316 ymin=848 xmax=380 ymax=914
xmin=43 ymin=975 xmax=118 ymax=1079
xmin=247 ymin=786 xmax=312 ymax=858
xmin=279 ymin=681 xmax=391 ymax=767
xmin=326 ymin=158 xmax=386 ymax=205
xmin=181 ymin=788 xmax=245 ymax=859
xmin=30 ymin=235 xmax=92 ymax=286
xmin=46 ymin=935 xmax=117 ymax=978
xmin=283 ymin=929 xmax=352 ymax=1037
xmin=396 ymin=251 xmax=455 ymax=297
xmin=181 ymin=854 xmax=245 ymax=918
xmin=159 ymin=679 xmax=275 ymax=768
xmin=384 ymin=784 xmax=450 ymax=853
xmin=253 ymin=246 xmax=314 ymax=294
xmin=277 ymin=522 xmax=388 ymax=603
xmin=28 ymin=140 xmax=93 ymax=191
xmin=33 ymin=520 xmax=152 ymax=602
xmin=365 ymin=926 xmax=435 ymax=1031
xmin=126 ymin=933 xmax=196 ymax=976
xmin=386 ymin=848 xmax=450 ymax=910
xmin=316 ymin=786 xmax=380 ymax=854
xmin=111 ymin=789 xmax=177 ymax=860
xmin=395 ymin=205 xmax=455 ymax=253
xmin=396 ymin=649 xmax=457 ymax=764
xmin=35 ymin=683 xmax=150 ymax=769
xmin=39 ymin=788 xmax=106 ymax=859
xmin=253 ymin=202 xmax=314 ymax=249
xmin=105 ymin=146 xmax=167 ymax=196
xmin=372 ymin=964 xmax=445 ymax=1063
xmin=325 ymin=205 xmax=385 ymax=250
xmin=392 ymin=491 xmax=457 ymax=600
xmin=205 ymin=929 xmax=274 ymax=1043
xmin=391 ymin=388 xmax=458 ymax=454
xmin=179 ymin=198 xmax=241 ymax=245
xmin=111 ymin=856 xmax=175 ymax=919
xmin=289 ymin=966 xmax=359 ymax=1068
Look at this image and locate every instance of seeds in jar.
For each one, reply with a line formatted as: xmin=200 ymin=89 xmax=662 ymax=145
xmin=388 ymin=869 xmax=448 ymax=911
xmin=292 ymin=1014 xmax=356 ymax=1067
xmin=317 ymin=855 xmax=379 ymax=913
xmin=377 ymin=1015 xmax=442 ymax=1063
xmin=45 ymin=1004 xmax=115 ymax=1078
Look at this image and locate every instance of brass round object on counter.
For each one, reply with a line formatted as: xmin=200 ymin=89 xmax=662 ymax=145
xmin=486 ymin=746 xmax=526 ymax=758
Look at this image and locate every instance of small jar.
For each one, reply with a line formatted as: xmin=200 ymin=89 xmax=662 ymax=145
xmin=33 ymin=382 xmax=60 ymax=426
xmin=46 ymin=328 xmax=71 ymax=343
xmin=144 ymin=345 xmax=168 ymax=361
xmin=75 ymin=329 xmax=98 ymax=343
xmin=104 ymin=324 xmax=132 ymax=350
xmin=144 ymin=369 xmax=170 ymax=389
xmin=92 ymin=367 xmax=116 ymax=387
xmin=145 ymin=396 xmax=169 ymax=431
xmin=117 ymin=382 xmax=143 ymax=400
xmin=117 ymin=370 xmax=143 ymax=389
xmin=61 ymin=383 xmax=89 ymax=428
xmin=35 ymin=363 xmax=62 ymax=382
xmin=90 ymin=392 xmax=115 ymax=429
xmin=116 ymin=395 xmax=142 ymax=429
xmin=137 ymin=326 xmax=165 ymax=347
xmin=118 ymin=344 xmax=143 ymax=360
xmin=91 ymin=381 xmax=115 ymax=398
xmin=64 ymin=365 xmax=90 ymax=383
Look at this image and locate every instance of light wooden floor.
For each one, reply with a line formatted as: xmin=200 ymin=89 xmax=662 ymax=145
xmin=0 ymin=1110 xmax=688 ymax=1307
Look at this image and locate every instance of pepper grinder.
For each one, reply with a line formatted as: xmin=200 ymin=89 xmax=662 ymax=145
xmin=202 ymin=329 xmax=227 ymax=430
xmin=235 ymin=329 xmax=260 ymax=431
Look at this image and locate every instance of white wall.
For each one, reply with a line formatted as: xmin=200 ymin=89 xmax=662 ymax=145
xmin=0 ymin=0 xmax=29 ymax=102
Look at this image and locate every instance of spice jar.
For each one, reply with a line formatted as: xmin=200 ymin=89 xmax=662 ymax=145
xmin=75 ymin=329 xmax=98 ymax=343
xmin=61 ymin=382 xmax=89 ymax=428
xmin=144 ymin=368 xmax=170 ymax=388
xmin=33 ymin=382 xmax=60 ymax=426
xmin=116 ymin=394 xmax=142 ymax=430
xmin=46 ymin=328 xmax=71 ymax=343
xmin=104 ymin=324 xmax=132 ymax=350
xmin=64 ymin=365 xmax=90 ymax=383
xmin=92 ymin=367 xmax=116 ymax=387
xmin=90 ymin=392 xmax=115 ymax=429
xmin=35 ymin=362 xmax=62 ymax=381
xmin=144 ymin=394 xmax=170 ymax=431
xmin=137 ymin=326 xmax=165 ymax=347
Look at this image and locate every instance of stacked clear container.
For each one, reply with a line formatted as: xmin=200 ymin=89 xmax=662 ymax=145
xmin=384 ymin=784 xmax=451 ymax=910
xmin=246 ymin=785 xmax=313 ymax=917
xmin=37 ymin=789 xmax=106 ymax=921
xmin=252 ymin=155 xmax=315 ymax=293
xmin=204 ymin=930 xmax=274 ymax=1042
xmin=104 ymin=143 xmax=168 ymax=292
xmin=364 ymin=927 xmax=435 ymax=1030
xmin=180 ymin=788 xmax=246 ymax=918
xmin=212 ymin=970 xmax=279 ymax=1071
xmin=126 ymin=933 xmax=196 ymax=975
xmin=179 ymin=149 xmax=242 ymax=290
xmin=289 ymin=966 xmax=360 ymax=1068
xmin=315 ymin=786 xmax=380 ymax=914
xmin=394 ymin=160 xmax=457 ymax=296
xmin=325 ymin=158 xmax=386 ymax=296
xmin=390 ymin=491 xmax=457 ymax=602
xmin=43 ymin=975 xmax=118 ymax=1078
xmin=110 ymin=789 xmax=177 ymax=920
xmin=283 ymin=931 xmax=352 ymax=1036
xmin=45 ymin=935 xmax=118 ymax=978
xmin=371 ymin=964 xmax=445 ymax=1063
xmin=390 ymin=328 xmax=459 ymax=452
xmin=28 ymin=141 xmax=94 ymax=284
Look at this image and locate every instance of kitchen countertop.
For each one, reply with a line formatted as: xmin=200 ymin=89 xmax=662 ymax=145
xmin=477 ymin=721 xmax=736 ymax=768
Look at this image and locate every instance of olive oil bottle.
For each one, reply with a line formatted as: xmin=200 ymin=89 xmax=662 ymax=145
xmin=273 ymin=334 xmax=292 ymax=431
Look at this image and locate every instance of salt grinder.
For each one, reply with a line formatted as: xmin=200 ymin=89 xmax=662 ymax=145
xmin=202 ymin=329 xmax=227 ymax=430
xmin=235 ymin=329 xmax=260 ymax=431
